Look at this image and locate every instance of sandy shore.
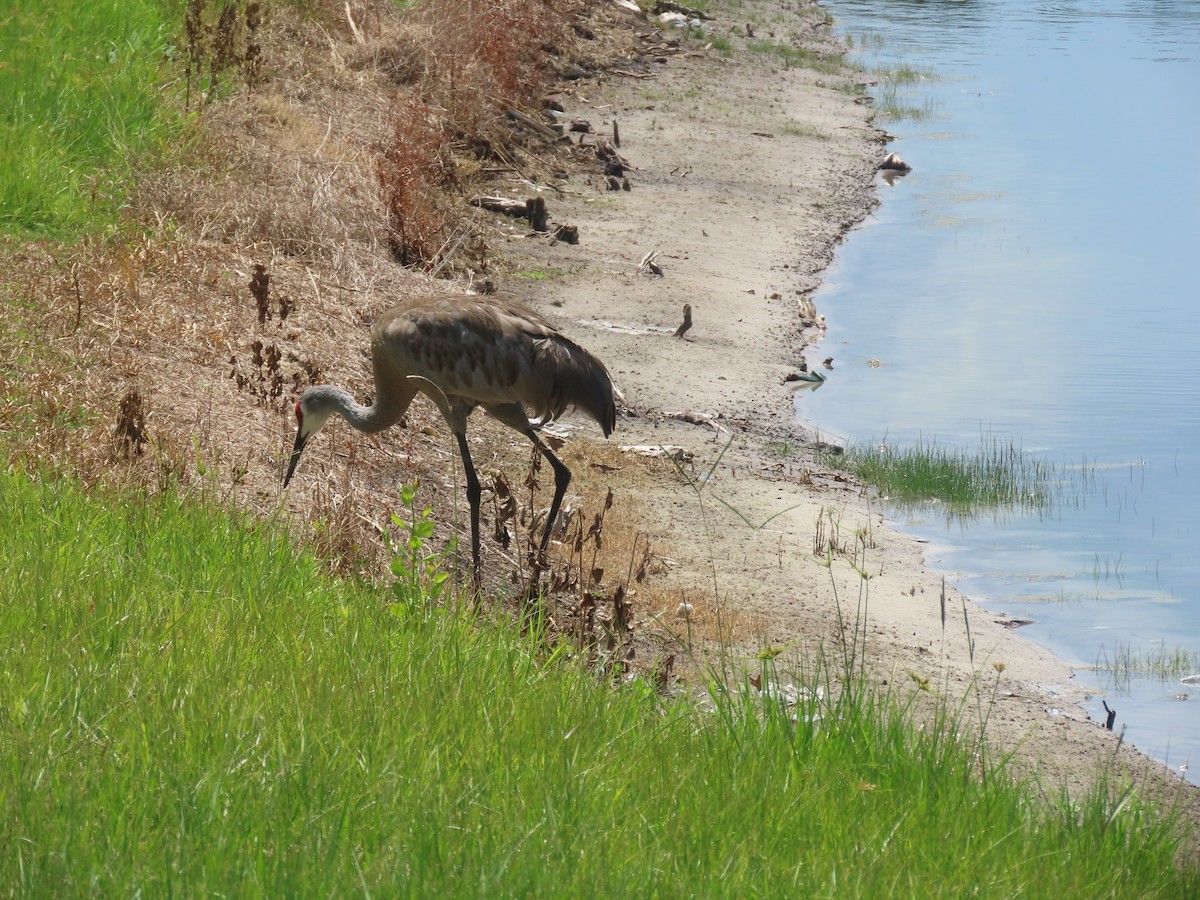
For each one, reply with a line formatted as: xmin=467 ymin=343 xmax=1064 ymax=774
xmin=501 ymin=1 xmax=1200 ymax=812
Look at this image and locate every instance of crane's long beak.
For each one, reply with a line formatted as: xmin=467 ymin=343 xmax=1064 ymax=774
xmin=283 ymin=430 xmax=307 ymax=487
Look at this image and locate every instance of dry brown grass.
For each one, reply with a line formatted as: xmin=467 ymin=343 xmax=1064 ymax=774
xmin=0 ymin=215 xmax=766 ymax=685
xmin=376 ymin=95 xmax=460 ymax=268
xmin=183 ymin=0 xmax=267 ymax=109
xmin=370 ymin=0 xmax=592 ymax=270
xmin=377 ymin=0 xmax=585 ymax=122
xmin=0 ymin=0 xmax=662 ymax=643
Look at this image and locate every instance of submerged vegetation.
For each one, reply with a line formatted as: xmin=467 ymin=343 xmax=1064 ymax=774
xmin=826 ymin=432 xmax=1092 ymax=519
xmin=842 ymin=27 xmax=940 ymax=122
xmin=874 ymin=83 xmax=941 ymax=123
xmin=1095 ymin=641 xmax=1200 ymax=690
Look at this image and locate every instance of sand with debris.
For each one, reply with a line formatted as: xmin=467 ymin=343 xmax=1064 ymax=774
xmin=496 ymin=4 xmax=1200 ymax=812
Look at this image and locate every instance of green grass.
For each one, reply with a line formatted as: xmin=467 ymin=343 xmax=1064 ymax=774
xmin=1097 ymin=642 xmax=1200 ymax=686
xmin=0 ymin=0 xmax=1193 ymax=889
xmin=847 ymin=30 xmax=889 ymax=53
xmin=0 ymin=468 xmax=1196 ymax=895
xmin=838 ymin=24 xmax=941 ymax=122
xmin=747 ymin=39 xmax=846 ymax=76
xmin=707 ymin=33 xmax=735 ymax=56
xmin=874 ymin=84 xmax=942 ymax=123
xmin=779 ymin=118 xmax=829 ymax=140
xmin=764 ymin=439 xmax=797 ymax=457
xmin=880 ymin=62 xmax=935 ymax=85
xmin=828 ymin=433 xmax=1088 ymax=519
xmin=513 ymin=267 xmax=564 ymax=281
xmin=0 ymin=1 xmax=180 ymax=236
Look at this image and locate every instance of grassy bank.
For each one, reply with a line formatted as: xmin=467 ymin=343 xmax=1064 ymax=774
xmin=1 ymin=469 xmax=1195 ymax=895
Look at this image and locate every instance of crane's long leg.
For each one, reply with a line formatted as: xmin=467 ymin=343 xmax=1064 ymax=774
xmin=454 ymin=431 xmax=483 ymax=590
xmin=527 ymin=429 xmax=572 ymax=552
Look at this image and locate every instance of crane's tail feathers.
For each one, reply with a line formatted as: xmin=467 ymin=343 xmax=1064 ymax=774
xmin=536 ymin=336 xmax=617 ymax=436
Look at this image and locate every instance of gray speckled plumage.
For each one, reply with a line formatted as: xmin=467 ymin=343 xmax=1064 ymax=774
xmin=370 ymin=294 xmax=615 ymax=434
xmin=282 ymin=293 xmax=617 ymax=586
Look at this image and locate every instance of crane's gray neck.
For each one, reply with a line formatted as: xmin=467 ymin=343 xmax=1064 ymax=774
xmin=304 ymin=384 xmax=404 ymax=434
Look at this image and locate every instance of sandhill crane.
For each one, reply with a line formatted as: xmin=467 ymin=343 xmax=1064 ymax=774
xmin=282 ymin=293 xmax=617 ymax=586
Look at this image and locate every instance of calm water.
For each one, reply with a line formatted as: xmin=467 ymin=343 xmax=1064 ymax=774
xmin=809 ymin=0 xmax=1200 ymax=777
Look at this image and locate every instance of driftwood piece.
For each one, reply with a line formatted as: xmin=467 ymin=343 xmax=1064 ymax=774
xmin=620 ymin=445 xmax=693 ymax=462
xmin=470 ymin=195 xmax=548 ymax=232
xmin=654 ymin=1 xmax=713 ymax=20
xmin=613 ymin=119 xmax=621 ymax=148
xmin=594 ymin=138 xmax=632 ymax=173
xmin=673 ymin=303 xmax=692 ymax=337
xmin=505 ymin=106 xmax=559 ymax=141
xmin=569 ymin=119 xmax=592 ymax=133
xmin=638 ymin=250 xmax=663 ymax=277
xmin=472 ymin=196 xmax=528 ymax=215
xmin=663 ymin=410 xmax=727 ymax=433
xmin=553 ymin=224 xmax=579 ymax=244
xmin=527 ymin=196 xmax=549 ymax=232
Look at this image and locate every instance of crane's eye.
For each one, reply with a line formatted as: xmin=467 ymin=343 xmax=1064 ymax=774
xmin=294 ymin=402 xmax=303 ymax=425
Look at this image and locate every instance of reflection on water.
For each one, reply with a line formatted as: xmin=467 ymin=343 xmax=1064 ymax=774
xmin=812 ymin=0 xmax=1200 ymax=778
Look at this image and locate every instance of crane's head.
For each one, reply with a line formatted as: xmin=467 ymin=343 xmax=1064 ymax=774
xmin=282 ymin=390 xmax=337 ymax=487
